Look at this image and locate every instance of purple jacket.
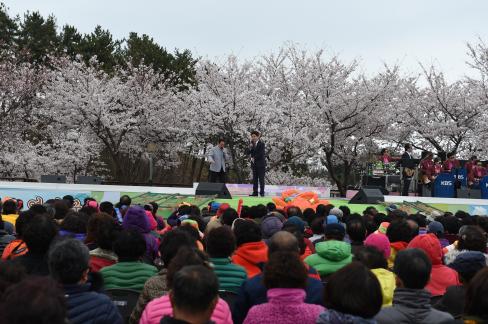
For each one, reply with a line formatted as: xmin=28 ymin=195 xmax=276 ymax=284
xmin=122 ymin=206 xmax=158 ymax=262
xmin=243 ymin=288 xmax=324 ymax=324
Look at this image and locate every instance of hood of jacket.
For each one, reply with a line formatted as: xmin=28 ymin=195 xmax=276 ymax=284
xmin=317 ymin=309 xmax=377 ymax=324
xmin=371 ymin=268 xmax=396 ymax=306
xmin=267 ymin=288 xmax=306 ymax=304
xmin=122 ymin=206 xmax=150 ymax=234
xmin=233 ymin=241 xmax=268 ymax=265
xmin=315 ymin=240 xmax=352 ymax=261
xmin=390 ymin=288 xmax=436 ymax=321
xmin=408 ymin=234 xmax=442 ymax=265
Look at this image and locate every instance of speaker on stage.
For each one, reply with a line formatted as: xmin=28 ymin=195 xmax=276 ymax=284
xmin=40 ymin=175 xmax=67 ymax=183
xmin=76 ymin=176 xmax=102 ymax=184
xmin=195 ymin=182 xmax=232 ymax=199
xmin=350 ymin=188 xmax=384 ymax=204
xmin=457 ymin=188 xmax=482 ymax=199
xmin=363 ymin=186 xmax=389 ymax=195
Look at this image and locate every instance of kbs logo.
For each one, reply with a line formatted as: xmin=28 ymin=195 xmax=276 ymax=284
xmin=441 ymin=181 xmax=452 ymax=186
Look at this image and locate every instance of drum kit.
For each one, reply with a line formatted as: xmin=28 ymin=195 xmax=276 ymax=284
xmin=367 ymin=162 xmax=400 ymax=176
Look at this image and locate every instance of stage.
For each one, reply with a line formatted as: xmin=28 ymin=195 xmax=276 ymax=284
xmin=0 ymin=182 xmax=487 ymax=217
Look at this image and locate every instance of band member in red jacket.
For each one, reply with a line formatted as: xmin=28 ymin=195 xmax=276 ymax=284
xmin=468 ymin=161 xmax=487 ymax=188
xmin=443 ymin=152 xmax=460 ymax=172
xmin=431 ymin=158 xmax=443 ymax=178
xmin=419 ymin=152 xmax=434 ymax=184
xmin=465 ymin=155 xmax=478 ymax=175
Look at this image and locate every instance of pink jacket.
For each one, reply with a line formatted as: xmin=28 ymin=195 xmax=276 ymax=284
xmin=139 ymin=295 xmax=232 ymax=324
xmin=244 ymin=288 xmax=325 ymax=324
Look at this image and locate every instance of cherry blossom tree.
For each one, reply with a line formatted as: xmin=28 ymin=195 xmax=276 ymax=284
xmin=41 ymin=56 xmax=182 ymax=182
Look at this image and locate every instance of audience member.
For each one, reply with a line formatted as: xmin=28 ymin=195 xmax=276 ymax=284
xmin=2 ymin=210 xmax=33 ymax=260
xmin=100 ymin=229 xmax=157 ymax=291
xmin=243 ymin=251 xmax=324 ymax=324
xmin=386 ymin=220 xmax=413 ymax=268
xmin=346 ymin=218 xmax=366 ymax=255
xmin=232 ymin=219 xmax=268 ymax=278
xmin=354 ymin=246 xmax=396 ymax=306
xmin=86 ymin=213 xmax=119 ymax=271
xmin=162 ymin=265 xmax=220 ymax=324
xmin=305 ymin=223 xmax=352 ymax=278
xmin=434 ymin=251 xmax=487 ymax=319
xmin=1 ymin=199 xmax=17 ymax=232
xmin=232 ymin=231 xmax=324 ymax=324
xmin=206 ymin=226 xmax=247 ymax=293
xmin=0 ymin=277 xmax=67 ymax=324
xmin=317 ymin=262 xmax=383 ymax=323
xmin=130 ymin=229 xmax=196 ymax=324
xmin=444 ymin=225 xmax=487 ymax=265
xmin=11 ymin=213 xmax=58 ymax=275
xmin=59 ymin=211 xmax=88 ymax=241
xmin=140 ymin=248 xmax=232 ymax=324
xmin=376 ymin=249 xmax=453 ymax=323
xmin=407 ymin=233 xmax=460 ymax=297
xmin=48 ymin=238 xmax=122 ymax=324
xmin=122 ymin=206 xmax=159 ymax=263
xmin=463 ymin=267 xmax=488 ymax=323
xmin=427 ymin=221 xmax=450 ymax=248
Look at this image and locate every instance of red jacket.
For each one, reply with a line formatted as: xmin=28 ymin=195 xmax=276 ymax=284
xmin=420 ymin=159 xmax=434 ymax=178
xmin=232 ymin=241 xmax=269 ymax=278
xmin=408 ymin=234 xmax=460 ymax=296
xmin=469 ymin=165 xmax=486 ymax=183
xmin=443 ymin=159 xmax=460 ymax=172
xmin=432 ymin=164 xmax=443 ymax=176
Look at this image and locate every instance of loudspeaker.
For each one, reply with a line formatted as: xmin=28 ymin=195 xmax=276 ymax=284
xmin=363 ymin=185 xmax=389 ymax=195
xmin=76 ymin=176 xmax=102 ymax=184
xmin=457 ymin=188 xmax=482 ymax=199
xmin=350 ymin=188 xmax=384 ymax=204
xmin=40 ymin=175 xmax=67 ymax=183
xmin=195 ymin=182 xmax=232 ymax=199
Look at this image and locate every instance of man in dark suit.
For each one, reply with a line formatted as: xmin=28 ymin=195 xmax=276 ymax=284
xmin=400 ymin=143 xmax=415 ymax=196
xmin=247 ymin=131 xmax=266 ymax=196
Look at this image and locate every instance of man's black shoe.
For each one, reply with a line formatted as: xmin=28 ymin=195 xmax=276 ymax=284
xmin=249 ymin=193 xmax=258 ymax=196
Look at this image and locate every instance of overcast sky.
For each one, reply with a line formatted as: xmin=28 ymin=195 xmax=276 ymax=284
xmin=3 ymin=0 xmax=487 ymax=80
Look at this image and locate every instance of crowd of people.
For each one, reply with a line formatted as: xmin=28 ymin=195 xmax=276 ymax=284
xmin=0 ymin=195 xmax=487 ymax=324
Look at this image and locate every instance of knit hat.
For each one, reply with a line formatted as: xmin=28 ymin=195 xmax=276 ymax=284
xmin=324 ymin=223 xmax=345 ymax=238
xmin=284 ymin=216 xmax=305 ymax=233
xmin=329 ymin=207 xmax=344 ymax=219
xmin=427 ymin=221 xmax=444 ymax=236
xmin=326 ymin=215 xmax=339 ymax=225
xmin=449 ymin=251 xmax=487 ymax=281
xmin=364 ymin=233 xmax=391 ymax=259
xmin=375 ymin=222 xmax=390 ymax=235
xmin=261 ymin=216 xmax=284 ymax=239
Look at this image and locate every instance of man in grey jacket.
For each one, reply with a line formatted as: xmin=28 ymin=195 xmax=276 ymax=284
xmin=376 ymin=248 xmax=453 ymax=324
xmin=207 ymin=139 xmax=228 ymax=183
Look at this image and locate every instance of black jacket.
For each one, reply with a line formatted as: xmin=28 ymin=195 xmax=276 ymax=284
xmin=64 ymin=284 xmax=123 ymax=324
xmin=247 ymin=141 xmax=266 ymax=168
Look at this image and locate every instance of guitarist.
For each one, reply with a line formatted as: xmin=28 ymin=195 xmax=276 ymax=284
xmin=400 ymin=144 xmax=415 ymax=196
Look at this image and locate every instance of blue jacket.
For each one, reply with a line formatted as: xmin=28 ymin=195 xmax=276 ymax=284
xmin=232 ymin=273 xmax=324 ymax=324
xmin=64 ymin=284 xmax=123 ymax=324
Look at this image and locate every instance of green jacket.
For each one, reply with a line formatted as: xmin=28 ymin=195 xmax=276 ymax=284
xmin=304 ymin=240 xmax=352 ymax=277
xmin=100 ymin=261 xmax=157 ymax=292
xmin=210 ymin=257 xmax=247 ymax=293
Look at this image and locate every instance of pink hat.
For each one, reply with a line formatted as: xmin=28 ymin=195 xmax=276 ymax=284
xmin=364 ymin=233 xmax=391 ymax=259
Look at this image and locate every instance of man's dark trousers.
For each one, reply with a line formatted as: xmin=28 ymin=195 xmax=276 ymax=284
xmin=252 ymin=165 xmax=265 ymax=195
xmin=210 ymin=168 xmax=226 ymax=183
